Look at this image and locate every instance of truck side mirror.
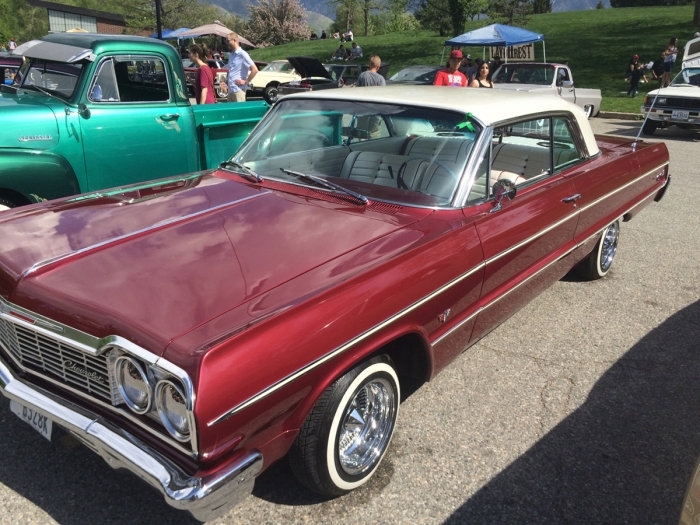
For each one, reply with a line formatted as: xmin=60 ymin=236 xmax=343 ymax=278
xmin=78 ymin=104 xmax=91 ymax=119
xmin=561 ymin=80 xmax=574 ymax=88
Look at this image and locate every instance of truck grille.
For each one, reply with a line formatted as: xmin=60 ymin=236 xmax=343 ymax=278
xmin=0 ymin=318 xmax=113 ymax=403
xmin=656 ymin=97 xmax=700 ymax=110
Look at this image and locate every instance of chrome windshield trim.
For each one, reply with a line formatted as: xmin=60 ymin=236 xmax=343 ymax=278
xmin=578 ymin=162 xmax=669 ymax=214
xmin=21 ymin=191 xmax=271 ymax=279
xmin=0 ymin=296 xmax=198 ymax=456
xmin=208 ymin=261 xmax=486 ymax=426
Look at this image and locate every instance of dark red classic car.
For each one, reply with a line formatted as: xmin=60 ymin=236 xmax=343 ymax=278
xmin=0 ymin=88 xmax=669 ymax=520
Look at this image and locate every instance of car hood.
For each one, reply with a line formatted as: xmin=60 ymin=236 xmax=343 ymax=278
xmin=646 ymin=85 xmax=700 ymax=98
xmin=493 ymin=83 xmax=551 ymax=93
xmin=286 ymin=56 xmax=332 ymax=80
xmin=0 ymin=172 xmax=428 ymax=355
xmin=0 ymin=90 xmax=60 ymax=149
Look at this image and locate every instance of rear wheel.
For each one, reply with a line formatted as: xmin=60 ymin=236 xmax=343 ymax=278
xmin=263 ymin=83 xmax=279 ymax=104
xmin=583 ymin=105 xmax=594 ymax=118
xmin=0 ymin=193 xmax=29 ymax=211
xmin=577 ymin=220 xmax=619 ymax=280
xmin=289 ymin=355 xmax=400 ymax=497
xmin=642 ymin=120 xmax=658 ymax=136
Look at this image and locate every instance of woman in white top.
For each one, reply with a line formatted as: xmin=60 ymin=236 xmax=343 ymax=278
xmin=661 ymin=37 xmax=678 ymax=88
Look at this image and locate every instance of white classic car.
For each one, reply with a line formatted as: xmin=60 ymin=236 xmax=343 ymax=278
xmin=641 ymin=36 xmax=700 ymax=135
xmin=493 ymin=62 xmax=602 ymax=118
xmin=248 ymin=60 xmax=302 ymax=103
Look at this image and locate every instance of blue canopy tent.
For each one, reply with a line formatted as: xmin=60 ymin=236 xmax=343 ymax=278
xmin=441 ymin=24 xmax=545 ymax=65
xmin=149 ymin=28 xmax=192 ymax=39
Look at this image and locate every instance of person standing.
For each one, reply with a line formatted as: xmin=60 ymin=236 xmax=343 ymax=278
xmin=661 ymin=37 xmax=678 ymax=88
xmin=627 ymin=62 xmax=644 ymax=97
xmin=8 ymin=38 xmax=16 ymax=51
xmin=433 ymin=50 xmax=467 ymax=87
xmin=222 ymin=32 xmax=258 ymax=103
xmin=356 ymin=55 xmax=385 ymax=87
xmin=459 ymin=54 xmax=477 ymax=85
xmin=470 ymin=62 xmax=494 ymax=88
xmin=188 ymin=44 xmax=215 ymax=104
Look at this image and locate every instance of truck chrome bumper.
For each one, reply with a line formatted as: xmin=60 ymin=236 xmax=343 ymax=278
xmin=0 ymin=356 xmax=262 ymax=521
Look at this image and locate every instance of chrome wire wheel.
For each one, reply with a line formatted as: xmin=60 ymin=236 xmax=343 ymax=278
xmin=338 ymin=377 xmax=396 ymax=476
xmin=599 ymin=221 xmax=619 ymax=273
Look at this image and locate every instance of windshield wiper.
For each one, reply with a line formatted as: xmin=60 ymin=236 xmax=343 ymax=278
xmin=23 ymin=84 xmax=66 ymax=103
xmin=220 ymin=160 xmax=263 ymax=182
xmin=280 ymin=168 xmax=368 ymax=205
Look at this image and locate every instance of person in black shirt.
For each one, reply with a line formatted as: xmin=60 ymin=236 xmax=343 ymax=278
xmin=627 ymin=62 xmax=643 ymax=97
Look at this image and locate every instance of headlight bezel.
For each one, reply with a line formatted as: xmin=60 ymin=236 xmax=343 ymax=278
xmin=114 ymin=355 xmax=153 ymax=415
xmin=155 ymin=378 xmax=192 ymax=442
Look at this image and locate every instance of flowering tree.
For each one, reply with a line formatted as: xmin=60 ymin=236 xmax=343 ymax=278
xmin=246 ymin=0 xmax=310 ymax=47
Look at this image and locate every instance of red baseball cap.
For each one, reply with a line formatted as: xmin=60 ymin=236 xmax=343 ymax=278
xmin=449 ymin=50 xmax=463 ymax=60
xmin=633 ymin=54 xmax=639 ymax=58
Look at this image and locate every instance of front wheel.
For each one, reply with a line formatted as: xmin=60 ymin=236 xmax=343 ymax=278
xmin=577 ymin=220 xmax=619 ymax=280
xmin=289 ymin=355 xmax=400 ymax=497
xmin=642 ymin=120 xmax=658 ymax=136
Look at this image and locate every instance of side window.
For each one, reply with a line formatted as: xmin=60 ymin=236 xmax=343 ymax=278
xmin=346 ymin=113 xmax=389 ymax=141
xmin=114 ymin=57 xmax=170 ymax=103
xmin=556 ymin=68 xmax=570 ymax=85
xmin=552 ymin=117 xmax=582 ymax=171
xmin=490 ymin=118 xmax=552 ymax=186
xmin=90 ymin=59 xmax=120 ymax=102
xmin=467 ymin=144 xmax=490 ymax=203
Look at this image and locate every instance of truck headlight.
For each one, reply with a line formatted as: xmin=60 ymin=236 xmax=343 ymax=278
xmin=155 ymin=380 xmax=190 ymax=441
xmin=115 ymin=357 xmax=152 ymax=414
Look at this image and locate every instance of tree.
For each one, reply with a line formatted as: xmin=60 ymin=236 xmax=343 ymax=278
xmin=246 ymin=0 xmax=310 ymax=46
xmin=488 ymin=0 xmax=532 ymax=26
xmin=414 ymin=0 xmax=452 ymax=36
xmin=694 ymin=0 xmax=699 ymax=25
xmin=532 ymin=0 xmax=551 ymax=13
xmin=596 ymin=0 xmax=604 ymax=7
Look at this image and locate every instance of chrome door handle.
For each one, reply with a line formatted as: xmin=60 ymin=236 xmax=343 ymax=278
xmin=562 ymin=194 xmax=581 ymax=203
xmin=159 ymin=114 xmax=180 ymax=121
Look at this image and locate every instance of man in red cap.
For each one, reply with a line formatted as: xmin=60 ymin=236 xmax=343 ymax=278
xmin=434 ymin=50 xmax=468 ymax=87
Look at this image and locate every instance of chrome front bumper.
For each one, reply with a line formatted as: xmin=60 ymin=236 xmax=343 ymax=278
xmin=0 ymin=356 xmax=262 ymax=521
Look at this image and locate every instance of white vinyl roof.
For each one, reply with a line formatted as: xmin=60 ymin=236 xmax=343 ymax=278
xmin=286 ymin=86 xmax=600 ymax=156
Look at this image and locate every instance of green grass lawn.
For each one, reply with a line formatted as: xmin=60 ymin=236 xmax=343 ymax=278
xmin=248 ymin=5 xmax=697 ymax=113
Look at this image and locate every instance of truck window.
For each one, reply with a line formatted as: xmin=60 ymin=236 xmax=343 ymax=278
xmin=19 ymin=60 xmax=83 ymax=99
xmin=89 ymin=56 xmax=170 ymax=103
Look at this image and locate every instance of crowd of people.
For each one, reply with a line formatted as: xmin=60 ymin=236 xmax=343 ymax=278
xmin=432 ymin=50 xmax=503 ymax=88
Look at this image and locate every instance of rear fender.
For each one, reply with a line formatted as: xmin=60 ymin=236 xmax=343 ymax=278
xmin=0 ymin=149 xmax=81 ymax=203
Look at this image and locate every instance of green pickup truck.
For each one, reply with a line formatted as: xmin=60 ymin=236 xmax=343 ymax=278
xmin=0 ymin=33 xmax=269 ymax=209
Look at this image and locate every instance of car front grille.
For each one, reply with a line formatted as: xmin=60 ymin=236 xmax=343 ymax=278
xmin=0 ymin=317 xmax=114 ymax=403
xmin=656 ymin=97 xmax=700 ymax=110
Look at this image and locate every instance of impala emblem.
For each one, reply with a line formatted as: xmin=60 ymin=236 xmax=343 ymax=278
xmin=19 ymin=135 xmax=53 ymax=142
xmin=64 ymin=360 xmax=107 ymax=383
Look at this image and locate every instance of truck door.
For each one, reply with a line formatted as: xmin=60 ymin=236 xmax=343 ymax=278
xmin=556 ymin=67 xmax=576 ymax=105
xmin=79 ymin=55 xmax=199 ymax=191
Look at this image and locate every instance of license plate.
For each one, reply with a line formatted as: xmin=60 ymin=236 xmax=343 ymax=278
xmin=672 ymin=110 xmax=689 ymax=120
xmin=10 ymin=400 xmax=52 ymax=441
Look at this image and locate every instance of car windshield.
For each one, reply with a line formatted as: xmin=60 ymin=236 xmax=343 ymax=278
xmin=263 ymin=61 xmax=292 ymax=72
xmin=670 ymin=67 xmax=700 ymax=87
xmin=233 ymin=99 xmax=483 ymax=207
xmin=18 ymin=59 xmax=83 ymax=99
xmin=493 ymin=64 xmax=555 ymax=85
xmin=388 ymin=68 xmax=438 ymax=83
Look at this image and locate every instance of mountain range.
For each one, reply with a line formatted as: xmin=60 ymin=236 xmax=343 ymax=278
xmin=207 ymin=0 xmax=612 ymax=26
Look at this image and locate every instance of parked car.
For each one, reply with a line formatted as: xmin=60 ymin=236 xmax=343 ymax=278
xmin=248 ymin=59 xmax=302 ymax=103
xmin=276 ymin=56 xmax=343 ymax=101
xmin=0 ymin=87 xmax=669 ymax=521
xmin=326 ymin=61 xmax=390 ymax=85
xmin=387 ymin=65 xmax=441 ymax=85
xmin=0 ymin=53 xmax=21 ymax=85
xmin=0 ymin=34 xmax=268 ymax=210
xmin=492 ymin=62 xmax=602 ymax=118
xmin=641 ymin=35 xmax=700 ymax=135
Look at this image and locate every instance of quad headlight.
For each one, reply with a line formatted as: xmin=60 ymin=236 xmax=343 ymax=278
xmin=115 ymin=356 xmax=152 ymax=414
xmin=155 ymin=379 xmax=190 ymax=442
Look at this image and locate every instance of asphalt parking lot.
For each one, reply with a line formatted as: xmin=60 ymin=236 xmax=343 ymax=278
xmin=0 ymin=119 xmax=698 ymax=525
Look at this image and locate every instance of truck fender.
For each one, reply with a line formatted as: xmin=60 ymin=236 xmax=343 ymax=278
xmin=0 ymin=149 xmax=81 ymax=206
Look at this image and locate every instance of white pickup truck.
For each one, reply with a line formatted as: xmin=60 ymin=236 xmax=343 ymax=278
xmin=641 ymin=36 xmax=700 ymax=135
xmin=492 ymin=62 xmax=602 ymax=118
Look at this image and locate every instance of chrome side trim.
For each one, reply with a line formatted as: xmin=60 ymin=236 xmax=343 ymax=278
xmin=208 ymin=261 xmax=486 ymax=426
xmin=0 ymin=297 xmax=199 ymax=457
xmin=0 ymin=355 xmax=262 ymax=522
xmin=578 ymin=162 xmax=669 ymax=214
xmin=21 ymin=191 xmax=271 ymax=278
xmin=432 ymin=245 xmax=577 ymax=347
xmin=485 ymin=210 xmax=579 ymax=265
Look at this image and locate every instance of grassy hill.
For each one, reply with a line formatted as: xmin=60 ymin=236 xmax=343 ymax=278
xmin=248 ymin=5 xmax=697 ymax=113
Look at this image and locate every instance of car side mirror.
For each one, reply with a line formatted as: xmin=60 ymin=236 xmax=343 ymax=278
xmin=562 ymin=80 xmax=574 ymax=88
xmin=490 ymin=179 xmax=517 ymax=213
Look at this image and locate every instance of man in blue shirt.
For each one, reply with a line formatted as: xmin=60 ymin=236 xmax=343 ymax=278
xmin=221 ymin=32 xmax=258 ymax=102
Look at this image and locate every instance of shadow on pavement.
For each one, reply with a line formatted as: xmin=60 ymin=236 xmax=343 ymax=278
xmin=444 ymin=299 xmax=700 ymax=524
xmin=596 ymin=117 xmax=700 ymax=142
